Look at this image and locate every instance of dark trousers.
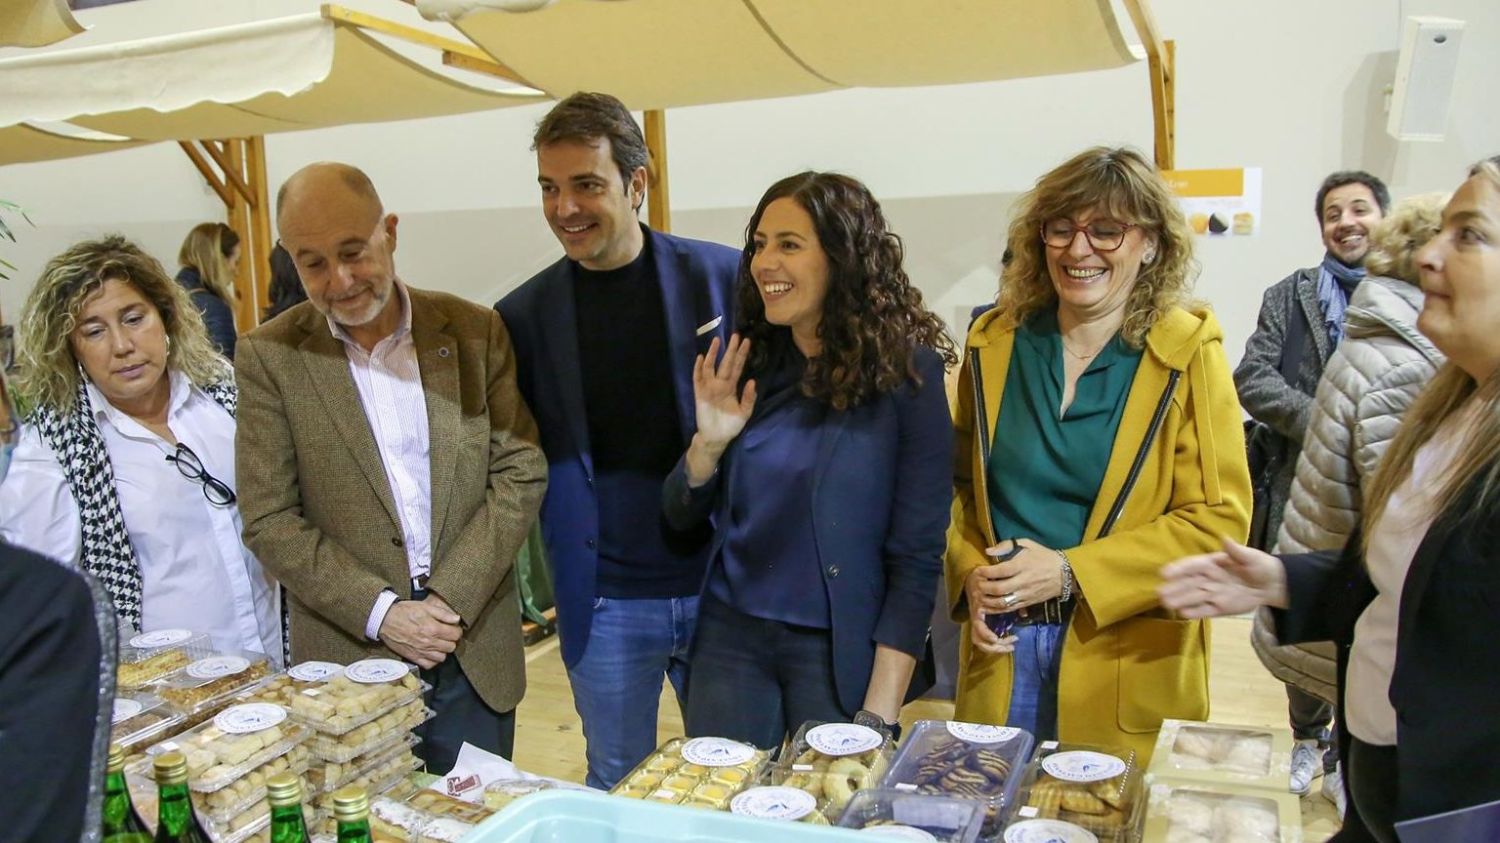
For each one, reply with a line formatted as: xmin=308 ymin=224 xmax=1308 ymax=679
xmin=1289 ymin=684 xmax=1334 ymax=743
xmin=1347 ymin=736 xmax=1399 ymax=843
xmin=684 ymin=595 xmax=849 ymax=752
xmin=411 ymin=589 xmax=516 ymax=774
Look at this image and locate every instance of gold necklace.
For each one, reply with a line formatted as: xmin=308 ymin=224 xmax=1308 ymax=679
xmin=1061 ymin=338 xmax=1106 ymax=360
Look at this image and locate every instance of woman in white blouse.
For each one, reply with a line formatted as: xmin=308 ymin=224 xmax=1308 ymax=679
xmin=1 ymin=235 xmax=282 ymax=664
xmin=1159 ymin=157 xmax=1500 ymax=842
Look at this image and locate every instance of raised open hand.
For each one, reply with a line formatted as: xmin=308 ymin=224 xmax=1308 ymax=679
xmin=693 ymin=334 xmax=757 ymax=449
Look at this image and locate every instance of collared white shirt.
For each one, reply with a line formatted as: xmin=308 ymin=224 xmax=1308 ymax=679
xmin=323 ymin=282 xmax=432 ymax=640
xmin=1346 ymin=402 xmax=1476 ymax=746
xmin=0 ymin=370 xmax=282 ymax=664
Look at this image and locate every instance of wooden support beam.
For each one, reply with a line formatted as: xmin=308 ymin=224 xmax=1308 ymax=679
xmin=244 ymin=136 xmax=273 ymax=325
xmin=180 ymin=137 xmax=273 ymax=334
xmin=321 ymin=4 xmax=495 ymax=63
xmin=179 ymin=141 xmax=232 ymax=207
xmin=200 ymin=140 xmax=254 ymax=205
xmin=644 ymin=109 xmax=670 ymax=233
xmin=1121 ymin=0 xmax=1175 ymax=170
xmin=441 ymin=49 xmax=530 ymax=87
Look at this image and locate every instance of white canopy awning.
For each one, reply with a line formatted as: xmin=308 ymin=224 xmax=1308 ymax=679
xmin=0 ymin=123 xmax=146 ymax=166
xmin=0 ymin=5 xmax=547 ymax=163
xmin=443 ymin=0 xmax=1143 ymax=109
xmin=0 ymin=0 xmax=84 ymax=48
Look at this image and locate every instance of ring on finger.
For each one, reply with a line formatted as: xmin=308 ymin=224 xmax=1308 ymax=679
xmin=1001 ymin=592 xmax=1020 ymax=607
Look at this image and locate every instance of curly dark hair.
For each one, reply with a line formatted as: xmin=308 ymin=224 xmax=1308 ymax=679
xmin=736 ymin=172 xmax=957 ymax=411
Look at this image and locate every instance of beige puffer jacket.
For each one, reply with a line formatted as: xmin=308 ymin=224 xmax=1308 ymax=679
xmin=1251 ymin=276 xmax=1444 ymax=703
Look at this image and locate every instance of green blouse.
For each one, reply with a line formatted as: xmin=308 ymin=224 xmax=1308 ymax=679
xmin=985 ymin=311 xmax=1143 ymax=550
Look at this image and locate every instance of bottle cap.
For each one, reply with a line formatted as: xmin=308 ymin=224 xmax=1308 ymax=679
xmin=331 ymin=785 xmax=369 ymax=822
xmin=108 ymin=743 xmax=126 ymax=772
xmin=266 ymin=771 xmax=302 ymax=807
xmin=153 ymin=751 xmax=189 ymax=785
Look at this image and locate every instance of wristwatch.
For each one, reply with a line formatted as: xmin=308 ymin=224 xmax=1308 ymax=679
xmin=854 ymin=709 xmax=902 ymax=742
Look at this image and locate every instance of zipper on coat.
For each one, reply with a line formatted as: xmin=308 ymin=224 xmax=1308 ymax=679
xmin=968 ymin=347 xmax=999 ymax=546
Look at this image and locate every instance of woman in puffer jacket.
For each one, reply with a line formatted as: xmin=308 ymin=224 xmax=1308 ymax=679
xmin=1251 ymin=192 xmax=1447 ymax=840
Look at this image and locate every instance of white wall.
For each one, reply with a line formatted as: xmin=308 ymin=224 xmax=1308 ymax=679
xmin=3 ymin=0 xmax=1497 ymax=364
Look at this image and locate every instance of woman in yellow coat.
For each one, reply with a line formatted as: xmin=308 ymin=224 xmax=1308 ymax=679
xmin=947 ymin=147 xmax=1251 ymax=761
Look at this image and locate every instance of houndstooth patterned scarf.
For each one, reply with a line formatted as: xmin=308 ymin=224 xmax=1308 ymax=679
xmin=29 ymin=377 xmax=237 ymax=634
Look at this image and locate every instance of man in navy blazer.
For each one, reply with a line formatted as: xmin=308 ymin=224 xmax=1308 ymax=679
xmin=495 ymin=92 xmax=738 ymax=790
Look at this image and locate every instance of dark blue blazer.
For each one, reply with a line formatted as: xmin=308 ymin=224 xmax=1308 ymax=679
xmin=496 ymin=227 xmax=739 ymax=667
xmin=664 ymin=345 xmax=953 ymax=714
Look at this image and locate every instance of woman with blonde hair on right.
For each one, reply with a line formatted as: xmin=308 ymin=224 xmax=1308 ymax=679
xmin=177 ymin=221 xmax=240 ymax=358
xmin=1161 ymin=157 xmax=1500 ymax=843
xmin=1250 ymin=192 xmax=1449 ymax=833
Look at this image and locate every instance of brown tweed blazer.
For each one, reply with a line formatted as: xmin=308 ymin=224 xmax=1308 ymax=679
xmin=234 ymin=286 xmax=547 ymax=713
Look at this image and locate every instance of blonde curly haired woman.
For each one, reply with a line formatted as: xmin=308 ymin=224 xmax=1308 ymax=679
xmin=0 ymin=235 xmax=281 ymax=663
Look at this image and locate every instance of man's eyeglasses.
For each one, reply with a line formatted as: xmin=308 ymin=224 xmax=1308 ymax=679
xmin=165 ymin=443 xmax=236 ymax=506
xmin=1040 ymin=219 xmax=1137 ymax=252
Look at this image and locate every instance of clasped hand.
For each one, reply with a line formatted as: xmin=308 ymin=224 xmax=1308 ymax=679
xmin=964 ymin=538 xmax=1064 ymax=654
xmin=379 ymin=592 xmax=463 ymax=670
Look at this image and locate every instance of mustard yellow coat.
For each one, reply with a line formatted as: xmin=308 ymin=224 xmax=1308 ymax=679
xmin=946 ymin=306 xmax=1251 ymax=761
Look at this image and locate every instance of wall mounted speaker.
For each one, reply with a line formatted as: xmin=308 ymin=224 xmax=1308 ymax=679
xmin=1387 ymin=16 xmax=1465 ymax=142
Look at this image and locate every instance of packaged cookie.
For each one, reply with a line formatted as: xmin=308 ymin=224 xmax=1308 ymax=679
xmin=1017 ymin=741 xmax=1141 ymax=842
xmin=835 ymin=788 xmax=985 ymax=842
xmin=371 ymin=795 xmax=430 ymax=840
xmin=237 ymin=662 xmax=345 ymax=709
xmin=416 ymin=817 xmax=474 ymax=843
xmin=404 ymin=788 xmax=495 ymax=825
xmin=111 ymin=692 xmax=186 ymax=756
xmin=482 ymin=779 xmax=579 ymax=812
xmin=154 ymin=652 xmax=272 ymax=717
xmin=306 ymin=733 xmax=421 ymax=796
xmin=777 ymin=721 xmax=893 ymax=816
xmin=290 ymin=658 xmax=426 ymax=737
xmin=306 ymin=698 xmax=431 ymax=763
xmin=117 ymin=629 xmax=210 ymax=689
xmin=312 ymin=747 xmax=423 ymax=814
xmin=141 ymin=702 xmax=309 ymax=793
xmin=883 ymin=720 xmax=1034 ymax=838
xmin=192 ymin=743 xmax=312 ymax=823
xmin=608 ymin=736 xmax=769 ymax=808
xmin=1002 ymin=817 xmax=1099 ymax=842
xmin=1148 ymin=720 xmax=1293 ymax=793
xmin=729 ymin=785 xmax=832 ymax=826
xmin=1139 ymin=781 xmax=1301 ymax=843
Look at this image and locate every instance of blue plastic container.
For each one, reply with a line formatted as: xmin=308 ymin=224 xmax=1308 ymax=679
xmin=463 ymin=788 xmax=877 ymax=842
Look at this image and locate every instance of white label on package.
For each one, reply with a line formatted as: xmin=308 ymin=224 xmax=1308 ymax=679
xmin=681 ymin=737 xmax=756 ymax=767
xmin=187 ymin=655 xmax=250 ymax=679
xmin=1040 ymin=751 xmax=1126 ymax=783
xmin=1003 ymin=819 xmax=1098 ymax=843
xmin=805 ymin=723 xmax=882 ymax=756
xmin=946 ymin=721 xmax=1021 ymax=744
xmin=112 ymin=698 xmax=143 ymax=723
xmin=345 ymin=658 xmax=409 ymax=684
xmin=730 ymin=786 xmax=817 ymax=820
xmin=214 ymin=703 xmax=288 ymax=734
xmin=130 ymin=628 xmax=192 ymax=648
xmin=860 ymin=826 xmax=937 ymax=841
xmin=288 ymin=661 xmax=344 ymax=682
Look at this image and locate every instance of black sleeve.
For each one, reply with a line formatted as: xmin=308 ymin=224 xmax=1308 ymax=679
xmin=1271 ymin=539 xmax=1370 ymax=646
xmin=0 ymin=544 xmax=105 ymax=843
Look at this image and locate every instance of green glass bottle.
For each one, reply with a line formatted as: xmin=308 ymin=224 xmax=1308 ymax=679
xmin=267 ymin=771 xmax=311 ymax=843
xmin=331 ymin=785 xmax=373 ymax=843
xmin=152 ymin=751 xmax=212 ymax=843
xmin=102 ymin=743 xmax=152 ymax=842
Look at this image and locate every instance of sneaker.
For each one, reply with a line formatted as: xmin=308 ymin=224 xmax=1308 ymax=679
xmin=1322 ymin=763 xmax=1347 ymax=818
xmin=1289 ymin=739 xmax=1323 ymax=795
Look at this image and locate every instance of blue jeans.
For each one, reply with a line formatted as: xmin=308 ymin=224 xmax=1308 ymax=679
xmin=566 ymin=595 xmax=696 ymax=790
xmin=684 ymin=595 xmax=850 ymax=752
xmin=1006 ymin=621 xmax=1067 ymax=741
